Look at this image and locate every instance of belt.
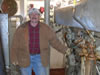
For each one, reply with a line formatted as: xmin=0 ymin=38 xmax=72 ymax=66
xmin=30 ymin=53 xmax=40 ymax=55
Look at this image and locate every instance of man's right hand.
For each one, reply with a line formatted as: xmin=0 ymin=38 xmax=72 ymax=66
xmin=12 ymin=62 xmax=18 ymax=65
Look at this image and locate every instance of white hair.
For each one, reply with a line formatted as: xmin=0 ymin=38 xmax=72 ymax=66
xmin=28 ymin=8 xmax=41 ymax=15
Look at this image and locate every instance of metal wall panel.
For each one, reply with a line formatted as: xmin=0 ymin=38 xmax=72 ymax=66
xmin=0 ymin=36 xmax=6 ymax=75
xmin=0 ymin=14 xmax=9 ymax=69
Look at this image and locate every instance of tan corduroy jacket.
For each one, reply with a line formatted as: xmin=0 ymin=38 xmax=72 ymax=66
xmin=10 ymin=21 xmax=68 ymax=67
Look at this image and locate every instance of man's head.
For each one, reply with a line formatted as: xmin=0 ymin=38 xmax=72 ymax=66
xmin=28 ymin=8 xmax=41 ymax=27
xmin=28 ymin=8 xmax=41 ymax=15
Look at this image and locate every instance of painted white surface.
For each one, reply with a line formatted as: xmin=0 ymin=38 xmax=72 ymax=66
xmin=50 ymin=47 xmax=65 ymax=68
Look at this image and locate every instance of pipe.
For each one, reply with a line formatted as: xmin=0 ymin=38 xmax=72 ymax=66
xmin=44 ymin=0 xmax=50 ymax=75
xmin=44 ymin=0 xmax=50 ymax=25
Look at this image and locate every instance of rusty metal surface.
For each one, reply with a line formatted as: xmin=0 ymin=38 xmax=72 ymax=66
xmin=55 ymin=0 xmax=100 ymax=32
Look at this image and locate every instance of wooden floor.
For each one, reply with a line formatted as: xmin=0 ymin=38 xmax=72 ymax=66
xmin=50 ymin=68 xmax=65 ymax=75
xmin=32 ymin=68 xmax=65 ymax=75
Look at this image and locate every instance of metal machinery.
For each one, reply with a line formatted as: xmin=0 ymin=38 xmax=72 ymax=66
xmin=60 ymin=22 xmax=100 ymax=75
xmin=54 ymin=0 xmax=100 ymax=75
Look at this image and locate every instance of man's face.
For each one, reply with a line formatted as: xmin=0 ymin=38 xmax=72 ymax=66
xmin=29 ymin=12 xmax=40 ymax=24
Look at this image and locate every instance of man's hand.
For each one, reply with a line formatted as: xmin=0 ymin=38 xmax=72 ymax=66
xmin=12 ymin=62 xmax=18 ymax=66
xmin=65 ymin=48 xmax=71 ymax=57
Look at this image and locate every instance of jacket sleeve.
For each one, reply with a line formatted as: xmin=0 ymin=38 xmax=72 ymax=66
xmin=48 ymin=27 xmax=68 ymax=54
xmin=10 ymin=27 xmax=21 ymax=64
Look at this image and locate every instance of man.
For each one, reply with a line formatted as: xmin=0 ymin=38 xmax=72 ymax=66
xmin=10 ymin=8 xmax=70 ymax=75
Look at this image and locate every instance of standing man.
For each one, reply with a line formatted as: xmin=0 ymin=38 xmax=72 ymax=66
xmin=10 ymin=8 xmax=70 ymax=75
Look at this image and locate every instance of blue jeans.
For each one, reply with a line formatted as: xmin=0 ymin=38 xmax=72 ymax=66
xmin=20 ymin=54 xmax=49 ymax=75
